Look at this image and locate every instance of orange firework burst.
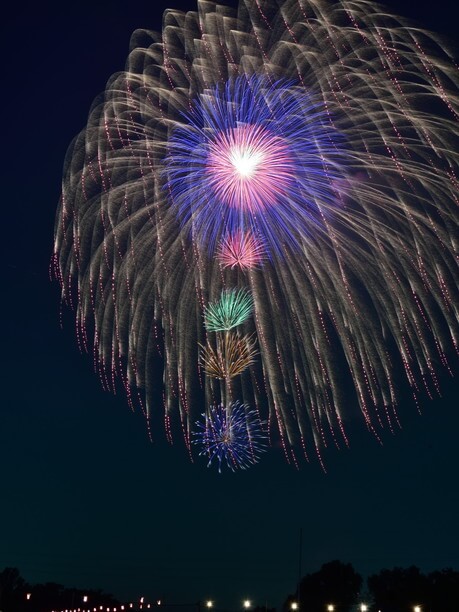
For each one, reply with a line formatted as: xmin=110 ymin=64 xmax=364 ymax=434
xmin=199 ymin=332 xmax=258 ymax=380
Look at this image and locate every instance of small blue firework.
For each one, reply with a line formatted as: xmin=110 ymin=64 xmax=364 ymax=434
xmin=193 ymin=402 xmax=267 ymax=472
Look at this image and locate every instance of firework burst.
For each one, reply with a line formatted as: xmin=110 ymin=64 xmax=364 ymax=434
xmin=204 ymin=289 xmax=254 ymax=332
xmin=165 ymin=75 xmax=345 ymax=255
xmin=54 ymin=0 xmax=459 ymax=468
xmin=199 ymin=332 xmax=258 ymax=380
xmin=217 ymin=231 xmax=266 ymax=270
xmin=193 ymin=402 xmax=267 ymax=472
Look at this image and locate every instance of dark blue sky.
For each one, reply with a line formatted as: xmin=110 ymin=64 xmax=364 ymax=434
xmin=2 ymin=0 xmax=459 ymax=609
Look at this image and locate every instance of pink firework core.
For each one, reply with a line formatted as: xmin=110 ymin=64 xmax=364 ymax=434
xmin=218 ymin=231 xmax=266 ymax=269
xmin=206 ymin=124 xmax=295 ymax=212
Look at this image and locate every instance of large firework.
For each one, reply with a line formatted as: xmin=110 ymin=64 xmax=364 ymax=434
xmin=54 ymin=0 xmax=459 ymax=469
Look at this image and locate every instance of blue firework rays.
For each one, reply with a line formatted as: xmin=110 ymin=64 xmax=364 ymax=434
xmin=193 ymin=402 xmax=267 ymax=472
xmin=164 ymin=75 xmax=345 ymax=256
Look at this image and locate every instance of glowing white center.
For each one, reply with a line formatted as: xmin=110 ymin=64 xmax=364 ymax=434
xmin=230 ymin=148 xmax=263 ymax=177
xmin=206 ymin=125 xmax=294 ymax=211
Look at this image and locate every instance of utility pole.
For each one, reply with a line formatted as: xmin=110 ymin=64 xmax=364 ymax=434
xmin=297 ymin=528 xmax=302 ymax=609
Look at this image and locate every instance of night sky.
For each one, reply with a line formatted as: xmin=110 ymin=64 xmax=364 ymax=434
xmin=2 ymin=0 xmax=459 ymax=609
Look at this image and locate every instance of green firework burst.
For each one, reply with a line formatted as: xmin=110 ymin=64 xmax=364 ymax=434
xmin=204 ymin=289 xmax=253 ymax=332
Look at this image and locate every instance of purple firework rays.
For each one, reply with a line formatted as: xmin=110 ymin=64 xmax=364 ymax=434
xmin=165 ymin=75 xmax=345 ymax=256
xmin=193 ymin=402 xmax=267 ymax=472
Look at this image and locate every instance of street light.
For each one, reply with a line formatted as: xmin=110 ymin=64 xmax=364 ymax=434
xmin=243 ymin=600 xmax=251 ymax=609
xmin=327 ymin=606 xmax=334 ymax=612
xmin=360 ymin=605 xmax=368 ymax=612
xmin=414 ymin=607 xmax=421 ymax=612
xmin=291 ymin=603 xmax=298 ymax=610
xmin=205 ymin=602 xmax=214 ymax=609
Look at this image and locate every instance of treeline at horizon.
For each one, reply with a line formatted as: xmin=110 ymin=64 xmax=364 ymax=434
xmin=2 ymin=562 xmax=459 ymax=612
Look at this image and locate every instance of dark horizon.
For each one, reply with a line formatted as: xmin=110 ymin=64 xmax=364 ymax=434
xmin=5 ymin=561 xmax=459 ymax=611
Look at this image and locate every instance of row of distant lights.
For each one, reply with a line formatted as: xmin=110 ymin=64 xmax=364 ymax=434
xmin=326 ymin=606 xmax=369 ymax=612
xmin=206 ymin=602 xmax=252 ymax=609
xmin=30 ymin=596 xmax=254 ymax=612
xmin=48 ymin=604 xmax=160 ymax=612
xmin=325 ymin=605 xmax=421 ymax=612
xmin=292 ymin=604 xmax=422 ymax=612
xmin=324 ymin=602 xmax=422 ymax=612
xmin=27 ymin=595 xmax=164 ymax=612
xmin=25 ymin=595 xmax=423 ymax=612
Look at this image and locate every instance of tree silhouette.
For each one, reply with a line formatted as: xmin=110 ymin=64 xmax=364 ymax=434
xmin=0 ymin=567 xmax=120 ymax=612
xmin=0 ymin=567 xmax=30 ymax=612
xmin=284 ymin=560 xmax=362 ymax=612
xmin=4 ymin=562 xmax=459 ymax=612
xmin=27 ymin=583 xmax=120 ymax=610
xmin=427 ymin=568 xmax=459 ymax=611
xmin=367 ymin=566 xmax=429 ymax=611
